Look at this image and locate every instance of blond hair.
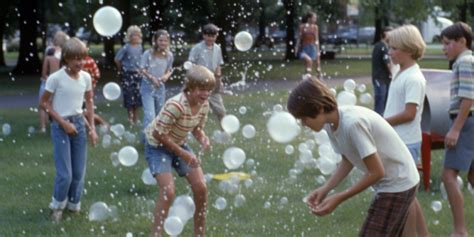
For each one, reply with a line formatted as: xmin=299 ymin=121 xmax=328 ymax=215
xmin=126 ymin=25 xmax=142 ymax=44
xmin=388 ymin=25 xmax=426 ymax=60
xmin=53 ymin=31 xmax=69 ymax=48
xmin=61 ymin=37 xmax=88 ymax=65
xmin=183 ymin=64 xmax=216 ymax=92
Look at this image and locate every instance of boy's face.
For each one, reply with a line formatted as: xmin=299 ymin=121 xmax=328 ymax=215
xmin=188 ymin=87 xmax=211 ymax=105
xmin=442 ymin=36 xmax=466 ymax=61
xmin=67 ymin=57 xmax=85 ymax=74
xmin=203 ymin=33 xmax=218 ymax=46
xmin=298 ymin=113 xmax=326 ymax=132
xmin=388 ymin=46 xmax=412 ymax=65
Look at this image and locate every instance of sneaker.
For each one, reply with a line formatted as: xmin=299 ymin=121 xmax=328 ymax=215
xmin=51 ymin=209 xmax=63 ymax=223
xmin=40 ymin=127 xmax=47 ymax=133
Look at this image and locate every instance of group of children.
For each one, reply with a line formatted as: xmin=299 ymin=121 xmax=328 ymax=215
xmin=289 ymin=22 xmax=473 ymax=237
xmin=38 ymin=20 xmax=472 ymax=237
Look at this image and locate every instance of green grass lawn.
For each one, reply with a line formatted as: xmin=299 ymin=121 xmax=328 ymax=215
xmin=1 ymin=86 xmax=473 ymax=236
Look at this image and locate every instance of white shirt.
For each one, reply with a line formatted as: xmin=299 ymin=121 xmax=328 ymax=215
xmin=45 ymin=67 xmax=92 ymax=117
xmin=188 ymin=41 xmax=224 ymax=72
xmin=384 ymin=63 xmax=426 ymax=144
xmin=326 ymin=106 xmax=419 ymax=193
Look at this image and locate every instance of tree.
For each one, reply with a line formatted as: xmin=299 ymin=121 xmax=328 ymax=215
xmin=13 ymin=0 xmax=41 ymax=75
xmin=0 ymin=1 xmax=16 ymax=67
xmin=283 ymin=0 xmax=297 ymax=60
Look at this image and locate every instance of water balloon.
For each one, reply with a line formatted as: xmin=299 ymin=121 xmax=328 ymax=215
xmin=93 ymin=6 xmax=123 ymax=37
xmin=357 ymin=83 xmax=367 ymax=93
xmin=214 ymin=197 xmax=227 ymax=210
xmin=221 ymin=115 xmax=240 ymax=134
xmin=241 ymin=124 xmax=256 ymax=139
xmin=233 ymin=194 xmax=246 ymax=207
xmin=88 ymin=201 xmax=110 ymax=221
xmin=103 ymin=82 xmax=121 ymax=101
xmin=164 ymin=216 xmax=184 ymax=236
xmin=141 ymin=168 xmax=156 ymax=185
xmin=359 ymin=93 xmax=373 ymax=105
xmin=2 ymin=123 xmax=11 ymax=136
xmin=343 ymin=79 xmax=356 ymax=92
xmin=285 ymin=145 xmax=295 ymax=154
xmin=118 ymin=146 xmax=138 ymax=167
xmin=238 ymin=106 xmax=247 ymax=114
xmin=337 ymin=91 xmax=357 ymax=106
xmin=431 ymin=200 xmax=442 ymax=212
xmin=267 ymin=111 xmax=300 ymax=143
xmin=234 ymin=31 xmax=253 ymax=51
xmin=222 ymin=147 xmax=246 ymax=170
xmin=183 ymin=61 xmax=192 ymax=70
xmin=110 ymin=123 xmax=125 ymax=137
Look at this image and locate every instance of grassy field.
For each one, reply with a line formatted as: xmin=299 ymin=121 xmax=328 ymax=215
xmin=1 ymin=84 xmax=473 ymax=236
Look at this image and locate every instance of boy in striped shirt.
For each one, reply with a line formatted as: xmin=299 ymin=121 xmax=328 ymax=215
xmin=144 ymin=64 xmax=215 ymax=237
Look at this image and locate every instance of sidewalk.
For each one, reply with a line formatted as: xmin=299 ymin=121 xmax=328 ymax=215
xmin=0 ymin=75 xmax=371 ymax=109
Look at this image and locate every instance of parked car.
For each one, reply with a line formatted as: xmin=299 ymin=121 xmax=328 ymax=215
xmin=321 ymin=26 xmax=375 ymax=45
xmin=357 ymin=26 xmax=375 ymax=45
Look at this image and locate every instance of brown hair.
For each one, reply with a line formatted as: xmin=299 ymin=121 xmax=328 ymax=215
xmin=183 ymin=64 xmax=216 ymax=92
xmin=302 ymin=11 xmax=317 ymax=24
xmin=202 ymin=23 xmax=219 ymax=35
xmin=61 ymin=37 xmax=88 ymax=65
xmin=441 ymin=22 xmax=472 ymax=49
xmin=287 ymin=78 xmax=337 ymax=119
xmin=152 ymin=29 xmax=170 ymax=53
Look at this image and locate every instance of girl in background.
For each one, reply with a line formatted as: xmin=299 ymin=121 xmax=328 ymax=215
xmin=115 ymin=25 xmax=143 ymax=125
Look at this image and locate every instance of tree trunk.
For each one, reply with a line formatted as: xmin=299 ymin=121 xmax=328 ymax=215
xmin=0 ymin=1 xmax=11 ymax=67
xmin=283 ymin=0 xmax=296 ymax=60
xmin=103 ymin=37 xmax=115 ymax=69
xmin=13 ymin=0 xmax=41 ymax=75
xmin=117 ymin=0 xmax=131 ymax=44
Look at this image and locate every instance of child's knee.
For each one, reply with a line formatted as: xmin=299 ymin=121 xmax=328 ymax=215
xmin=192 ymin=182 xmax=207 ymax=197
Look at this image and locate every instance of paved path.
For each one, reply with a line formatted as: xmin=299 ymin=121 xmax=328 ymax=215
xmin=0 ymin=75 xmax=371 ymax=109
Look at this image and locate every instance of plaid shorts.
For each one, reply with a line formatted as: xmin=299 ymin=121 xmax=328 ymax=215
xmin=359 ymin=184 xmax=418 ymax=237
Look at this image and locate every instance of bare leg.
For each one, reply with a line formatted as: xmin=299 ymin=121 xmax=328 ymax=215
xmin=403 ymin=199 xmax=417 ymax=237
xmin=302 ymin=54 xmax=313 ymax=73
xmin=414 ymin=198 xmax=430 ymax=237
xmin=150 ymin=173 xmax=175 ymax=237
xmin=185 ymin=167 xmax=208 ymax=237
xmin=442 ymin=168 xmax=468 ymax=237
xmin=128 ymin=108 xmax=135 ymax=125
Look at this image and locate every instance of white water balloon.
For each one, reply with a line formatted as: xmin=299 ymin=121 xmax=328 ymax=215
xmin=221 ymin=115 xmax=240 ymax=134
xmin=88 ymin=201 xmax=110 ymax=221
xmin=141 ymin=168 xmax=156 ymax=185
xmin=93 ymin=6 xmax=122 ymax=37
xmin=103 ymin=82 xmax=121 ymax=101
xmin=234 ymin=31 xmax=253 ymax=51
xmin=214 ymin=197 xmax=227 ymax=210
xmin=118 ymin=146 xmax=138 ymax=167
xmin=267 ymin=111 xmax=300 ymax=143
xmin=359 ymin=93 xmax=373 ymax=105
xmin=343 ymin=79 xmax=356 ymax=92
xmin=164 ymin=216 xmax=184 ymax=236
xmin=241 ymin=124 xmax=256 ymax=139
xmin=222 ymin=147 xmax=246 ymax=170
xmin=337 ymin=91 xmax=357 ymax=106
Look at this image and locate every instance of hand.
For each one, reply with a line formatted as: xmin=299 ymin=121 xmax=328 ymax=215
xmin=199 ymin=136 xmax=210 ymax=151
xmin=63 ymin=122 xmax=78 ymax=136
xmin=305 ymin=187 xmax=328 ymax=209
xmin=152 ymin=77 xmax=161 ymax=88
xmin=182 ymin=150 xmax=201 ymax=168
xmin=89 ymin=130 xmax=99 ymax=147
xmin=311 ymin=194 xmax=343 ymax=216
xmin=445 ymin=128 xmax=460 ymax=149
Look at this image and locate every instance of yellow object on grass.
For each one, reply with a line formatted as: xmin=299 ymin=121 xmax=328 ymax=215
xmin=212 ymin=172 xmax=251 ymax=181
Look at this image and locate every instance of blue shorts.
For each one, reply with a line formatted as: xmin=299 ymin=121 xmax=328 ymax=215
xmin=406 ymin=142 xmax=421 ymax=163
xmin=299 ymin=44 xmax=318 ymax=60
xmin=444 ymin=116 xmax=474 ymax=171
xmin=145 ymin=143 xmax=193 ymax=177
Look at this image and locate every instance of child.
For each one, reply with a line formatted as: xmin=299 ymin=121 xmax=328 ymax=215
xmin=188 ymin=23 xmax=226 ymax=121
xmin=144 ymin=65 xmax=215 ymax=237
xmin=371 ymin=26 xmax=393 ymax=115
xmin=295 ymin=11 xmax=321 ymax=76
xmin=140 ymin=29 xmax=174 ymax=130
xmin=384 ymin=24 xmax=429 ymax=236
xmin=440 ymin=22 xmax=473 ymax=237
xmin=39 ymin=31 xmax=69 ymax=133
xmin=287 ymin=78 xmax=420 ymax=236
xmin=115 ymin=25 xmax=143 ymax=124
xmin=39 ymin=37 xmax=98 ymax=222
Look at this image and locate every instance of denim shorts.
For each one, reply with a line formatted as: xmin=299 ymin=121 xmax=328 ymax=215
xmin=145 ymin=143 xmax=193 ymax=177
xmin=299 ymin=44 xmax=318 ymax=60
xmin=444 ymin=116 xmax=474 ymax=171
xmin=406 ymin=142 xmax=421 ymax=163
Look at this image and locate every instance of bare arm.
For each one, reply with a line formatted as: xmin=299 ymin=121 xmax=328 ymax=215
xmin=84 ymin=90 xmax=98 ymax=146
xmin=41 ymin=57 xmax=50 ymax=80
xmin=192 ymin=127 xmax=210 ymax=151
xmin=312 ymin=153 xmax=385 ymax=216
xmin=385 ymin=103 xmax=417 ymax=126
xmin=446 ymin=98 xmax=473 ymax=148
xmin=153 ymin=130 xmax=200 ymax=167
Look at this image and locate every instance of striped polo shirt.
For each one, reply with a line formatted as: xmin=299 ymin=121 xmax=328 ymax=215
xmin=449 ymin=50 xmax=474 ymax=114
xmin=145 ymin=92 xmax=209 ymax=146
